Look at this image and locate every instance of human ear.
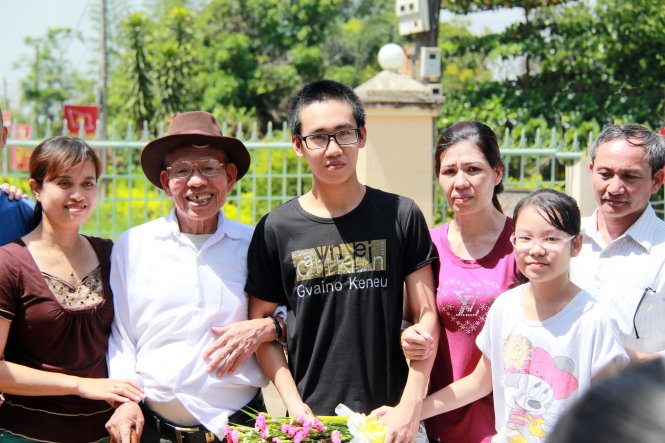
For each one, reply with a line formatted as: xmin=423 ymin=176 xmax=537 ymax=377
xmin=29 ymin=179 xmax=41 ymax=200
xmin=570 ymin=233 xmax=583 ymax=257
xmin=292 ymin=136 xmax=305 ymax=158
xmin=357 ymin=126 xmax=367 ymax=149
xmin=651 ymin=168 xmax=664 ymax=193
xmin=225 ymin=163 xmax=238 ymax=192
xmin=159 ymin=170 xmax=173 ymax=197
xmin=494 ymin=165 xmax=504 ymax=185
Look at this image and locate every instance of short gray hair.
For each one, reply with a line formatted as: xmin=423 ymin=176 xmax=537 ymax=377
xmin=590 ymin=124 xmax=665 ymax=176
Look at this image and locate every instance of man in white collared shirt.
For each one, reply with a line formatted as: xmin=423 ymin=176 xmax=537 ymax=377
xmin=571 ymin=124 xmax=665 ymax=363
xmin=105 ymin=112 xmax=278 ymax=442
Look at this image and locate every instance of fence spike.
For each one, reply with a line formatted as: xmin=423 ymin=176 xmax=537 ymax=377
xmin=110 ymin=121 xmax=117 ymax=140
xmin=281 ymin=122 xmax=289 ymax=141
xmin=158 ymin=120 xmax=165 ymax=137
xmin=534 ymin=128 xmax=542 ymax=149
xmin=44 ymin=119 xmax=52 ymax=138
xmin=250 ymin=122 xmax=259 ymax=141
xmin=141 ymin=121 xmax=149 ymax=140
xmin=572 ymin=132 xmax=579 ymax=151
xmin=125 ymin=121 xmax=133 ymax=140
xmin=78 ymin=118 xmax=86 ymax=139
xmin=222 ymin=122 xmax=228 ymax=136
xmin=94 ymin=119 xmax=101 ymax=140
xmin=235 ymin=122 xmax=243 ymax=140
xmin=519 ymin=128 xmax=527 ymax=148
xmin=502 ymin=128 xmax=511 ymax=150
xmin=62 ymin=119 xmax=68 ymax=136
xmin=549 ymin=128 xmax=559 ymax=151
xmin=587 ymin=131 xmax=595 ymax=152
xmin=266 ymin=121 xmax=274 ymax=140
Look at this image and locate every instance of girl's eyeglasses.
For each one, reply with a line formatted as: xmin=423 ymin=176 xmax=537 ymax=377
xmin=510 ymin=235 xmax=576 ymax=251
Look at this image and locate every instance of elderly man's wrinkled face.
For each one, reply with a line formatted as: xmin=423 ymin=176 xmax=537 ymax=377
xmin=159 ymin=145 xmax=237 ymax=234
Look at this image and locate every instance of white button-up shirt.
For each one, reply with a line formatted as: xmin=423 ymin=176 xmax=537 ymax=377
xmin=571 ymin=205 xmax=665 ymax=355
xmin=107 ymin=210 xmax=267 ymax=434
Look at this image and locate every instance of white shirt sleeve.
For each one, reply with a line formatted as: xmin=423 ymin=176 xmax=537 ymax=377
xmin=107 ymin=238 xmax=142 ymax=386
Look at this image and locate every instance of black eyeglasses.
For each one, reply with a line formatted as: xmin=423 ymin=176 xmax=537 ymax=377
xmin=301 ymin=128 xmax=360 ymax=150
xmin=633 ymin=287 xmax=655 ymax=339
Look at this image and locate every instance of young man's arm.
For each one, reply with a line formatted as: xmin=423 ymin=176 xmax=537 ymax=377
xmin=378 ymin=264 xmax=439 ymax=443
xmin=249 ymin=296 xmax=312 ymax=417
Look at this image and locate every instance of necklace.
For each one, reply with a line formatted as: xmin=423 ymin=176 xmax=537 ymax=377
xmin=45 ymin=236 xmax=83 ymax=279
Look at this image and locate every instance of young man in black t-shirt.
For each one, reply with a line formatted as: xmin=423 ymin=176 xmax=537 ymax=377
xmin=246 ymin=80 xmax=438 ymax=443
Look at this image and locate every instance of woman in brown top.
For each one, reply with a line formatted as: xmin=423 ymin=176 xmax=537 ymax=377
xmin=0 ymin=137 xmax=143 ymax=442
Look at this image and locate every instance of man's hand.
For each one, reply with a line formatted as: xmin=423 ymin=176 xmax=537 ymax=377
xmin=376 ymin=402 xmax=420 ymax=443
xmin=75 ymin=378 xmax=143 ymax=405
xmin=106 ymin=401 xmax=144 ymax=443
xmin=0 ymin=183 xmax=28 ymax=201
xmin=203 ymin=318 xmax=274 ymax=376
xmin=401 ymin=324 xmax=435 ymax=361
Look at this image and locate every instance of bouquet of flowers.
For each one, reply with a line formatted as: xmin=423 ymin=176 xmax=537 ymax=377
xmin=223 ymin=405 xmax=387 ymax=443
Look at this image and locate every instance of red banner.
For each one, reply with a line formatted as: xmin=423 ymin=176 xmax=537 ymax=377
xmin=64 ymin=105 xmax=99 ymax=137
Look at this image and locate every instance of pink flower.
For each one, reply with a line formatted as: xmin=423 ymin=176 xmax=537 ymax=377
xmin=286 ymin=424 xmax=299 ymax=437
xmin=256 ymin=413 xmax=267 ymax=431
xmin=272 ymin=439 xmax=283 ymax=443
xmin=223 ymin=425 xmax=233 ymax=442
xmin=230 ymin=429 xmax=240 ymax=443
xmin=313 ymin=418 xmax=325 ymax=432
xmin=294 ymin=428 xmax=311 ymax=443
xmin=296 ymin=414 xmax=305 ymax=423
xmin=260 ymin=428 xmax=270 ymax=439
xmin=281 ymin=423 xmax=289 ymax=433
xmin=331 ymin=430 xmax=342 ymax=443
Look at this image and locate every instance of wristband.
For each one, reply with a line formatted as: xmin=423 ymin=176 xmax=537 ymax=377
xmin=266 ymin=315 xmax=282 ymax=342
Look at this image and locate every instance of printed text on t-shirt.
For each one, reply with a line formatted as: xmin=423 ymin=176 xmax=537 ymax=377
xmin=292 ymin=240 xmax=387 ymax=281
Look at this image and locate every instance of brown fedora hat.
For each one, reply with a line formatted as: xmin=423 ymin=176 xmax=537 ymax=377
xmin=140 ymin=111 xmax=250 ymax=189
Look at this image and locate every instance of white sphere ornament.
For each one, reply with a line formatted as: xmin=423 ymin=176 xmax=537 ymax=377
xmin=378 ymin=43 xmax=406 ymax=71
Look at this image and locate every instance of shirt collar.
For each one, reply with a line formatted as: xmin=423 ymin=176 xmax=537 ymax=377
xmin=583 ymin=205 xmax=657 ymax=252
xmin=153 ymin=208 xmax=244 ymax=242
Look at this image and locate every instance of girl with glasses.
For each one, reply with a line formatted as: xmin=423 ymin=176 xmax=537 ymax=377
xmin=386 ymin=188 xmax=628 ymax=442
xmin=0 ymin=137 xmax=142 ymax=442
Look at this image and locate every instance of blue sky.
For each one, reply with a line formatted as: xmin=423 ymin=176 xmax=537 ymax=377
xmin=1 ymin=1 xmax=522 ymax=111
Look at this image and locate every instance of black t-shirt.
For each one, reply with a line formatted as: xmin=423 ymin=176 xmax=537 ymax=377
xmin=246 ymin=186 xmax=436 ymax=414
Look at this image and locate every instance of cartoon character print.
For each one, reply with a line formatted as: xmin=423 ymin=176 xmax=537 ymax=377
xmin=502 ymin=336 xmax=579 ymax=443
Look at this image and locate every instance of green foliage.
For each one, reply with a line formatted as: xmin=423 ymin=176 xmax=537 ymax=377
xmin=153 ymin=7 xmax=197 ymax=123
xmin=441 ymin=0 xmax=571 ymax=14
xmin=120 ymin=12 xmax=155 ymax=136
xmin=18 ymin=28 xmax=93 ymax=134
xmin=437 ymin=0 xmax=665 ymax=135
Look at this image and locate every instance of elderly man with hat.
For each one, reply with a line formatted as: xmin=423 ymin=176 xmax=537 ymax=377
xmin=105 ymin=111 xmax=279 ymax=442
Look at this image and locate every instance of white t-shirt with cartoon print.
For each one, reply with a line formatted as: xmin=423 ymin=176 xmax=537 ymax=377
xmin=476 ymin=284 xmax=628 ymax=442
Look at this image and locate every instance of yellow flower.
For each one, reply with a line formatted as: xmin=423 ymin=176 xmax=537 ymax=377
xmin=347 ymin=413 xmax=386 ymax=443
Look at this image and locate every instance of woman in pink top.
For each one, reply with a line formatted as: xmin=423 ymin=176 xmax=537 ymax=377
xmin=403 ymin=121 xmax=522 ymax=442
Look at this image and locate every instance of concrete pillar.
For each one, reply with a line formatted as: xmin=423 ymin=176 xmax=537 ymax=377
xmin=354 ymin=70 xmax=444 ymax=226
xmin=565 ymin=154 xmax=597 ymax=217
